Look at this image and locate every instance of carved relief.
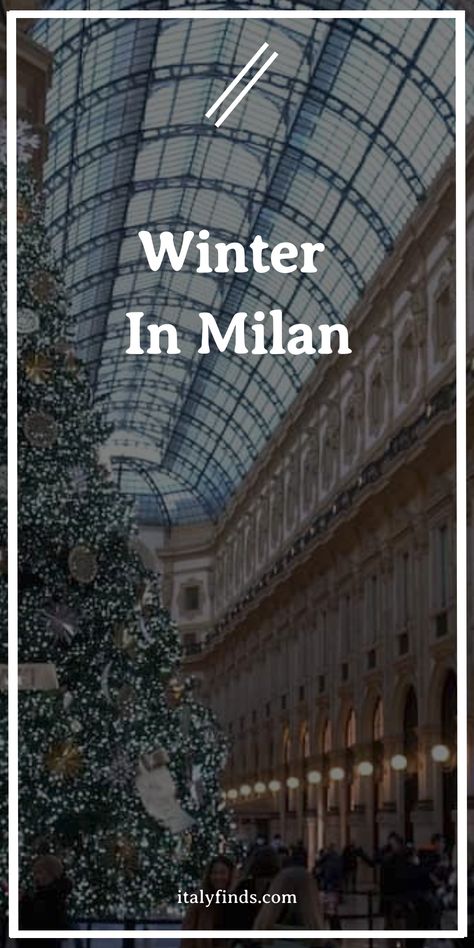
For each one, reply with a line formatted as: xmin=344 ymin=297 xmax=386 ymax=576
xmin=286 ymin=451 xmax=300 ymax=531
xmin=397 ymin=328 xmax=418 ymax=402
xmin=369 ymin=368 xmax=385 ymax=435
xmin=433 ymin=272 xmax=455 ymax=360
xmin=271 ymin=472 xmax=284 ymax=546
xmin=322 ymin=406 xmax=340 ymax=490
xmin=302 ymin=429 xmax=319 ymax=510
xmin=245 ymin=513 xmax=256 ymax=577
xmin=343 ymin=404 xmax=358 ymax=462
xmin=409 ymin=282 xmax=428 ymax=347
xmin=258 ymin=492 xmax=269 ymax=563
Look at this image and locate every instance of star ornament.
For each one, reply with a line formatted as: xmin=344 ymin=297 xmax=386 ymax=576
xmin=24 ymin=352 xmax=53 ymax=384
xmin=45 ymin=740 xmax=83 ymax=778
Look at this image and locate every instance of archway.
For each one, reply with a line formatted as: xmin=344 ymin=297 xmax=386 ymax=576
xmin=403 ymin=687 xmax=419 ymax=842
xmin=345 ymin=709 xmax=357 ymax=838
xmin=441 ymin=671 xmax=457 ymax=849
xmin=372 ymin=698 xmax=384 ymax=851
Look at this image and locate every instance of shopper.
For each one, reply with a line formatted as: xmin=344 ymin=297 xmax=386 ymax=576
xmin=221 ymin=845 xmax=280 ymax=929
xmin=181 ymin=854 xmax=235 ymax=940
xmin=19 ymin=854 xmax=71 ymax=941
xmin=253 ymin=865 xmax=324 ymax=931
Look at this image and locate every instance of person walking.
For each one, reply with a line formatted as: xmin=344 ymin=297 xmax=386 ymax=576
xmin=318 ymin=843 xmax=343 ymax=929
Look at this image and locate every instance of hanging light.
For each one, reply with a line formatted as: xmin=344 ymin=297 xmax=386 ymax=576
xmin=329 ymin=766 xmax=345 ymax=781
xmin=390 ymin=754 xmax=408 ymax=771
xmin=286 ymin=776 xmax=300 ymax=789
xmin=307 ymin=770 xmax=322 ymax=784
xmin=227 ymin=788 xmax=238 ymax=800
xmin=240 ymin=784 xmax=252 ymax=797
xmin=254 ymin=781 xmax=266 ymax=794
xmin=268 ymin=779 xmax=281 ymax=793
xmin=431 ymin=744 xmax=450 ymax=763
xmin=358 ymin=760 xmax=374 ymax=777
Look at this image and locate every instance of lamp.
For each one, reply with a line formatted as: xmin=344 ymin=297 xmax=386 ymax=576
xmin=254 ymin=781 xmax=266 ymax=794
xmin=357 ymin=760 xmax=374 ymax=777
xmin=286 ymin=776 xmax=300 ymax=789
xmin=431 ymin=744 xmax=450 ymax=763
xmin=307 ymin=770 xmax=322 ymax=784
xmin=240 ymin=783 xmax=252 ymax=797
xmin=268 ymin=779 xmax=281 ymax=793
xmin=329 ymin=766 xmax=345 ymax=781
xmin=227 ymin=788 xmax=238 ymax=800
xmin=390 ymin=754 xmax=408 ymax=771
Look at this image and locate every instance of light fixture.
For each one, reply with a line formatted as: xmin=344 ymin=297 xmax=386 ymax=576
xmin=268 ymin=779 xmax=281 ymax=793
xmin=240 ymin=783 xmax=252 ymax=797
xmin=254 ymin=781 xmax=266 ymax=794
xmin=227 ymin=788 xmax=238 ymax=800
xmin=286 ymin=776 xmax=300 ymax=789
xmin=307 ymin=770 xmax=322 ymax=784
xmin=390 ymin=754 xmax=408 ymax=771
xmin=329 ymin=766 xmax=345 ymax=781
xmin=221 ymin=790 xmax=227 ymax=800
xmin=358 ymin=760 xmax=374 ymax=777
xmin=431 ymin=744 xmax=450 ymax=763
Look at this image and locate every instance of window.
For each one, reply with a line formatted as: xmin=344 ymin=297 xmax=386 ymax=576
xmin=398 ymin=332 xmax=417 ymax=400
xmin=434 ymin=280 xmax=455 ymax=359
xmin=367 ymin=574 xmax=378 ymax=643
xmin=400 ymin=551 xmax=411 ymax=626
xmin=437 ymin=525 xmax=449 ymax=610
xmin=342 ymin=592 xmax=352 ymax=653
xmin=183 ymin=584 xmax=200 ymax=612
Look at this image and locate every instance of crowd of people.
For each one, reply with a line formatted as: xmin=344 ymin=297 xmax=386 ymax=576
xmin=6 ymin=831 xmax=472 ymax=942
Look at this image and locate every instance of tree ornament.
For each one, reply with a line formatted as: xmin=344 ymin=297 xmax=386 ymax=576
xmin=43 ymin=602 xmax=78 ymax=645
xmin=45 ymin=741 xmax=83 ymax=778
xmin=113 ymin=625 xmax=138 ymax=659
xmin=24 ymin=351 xmax=53 ymax=384
xmin=117 ymin=684 xmax=136 ymax=713
xmin=23 ymin=411 xmax=58 ymax=448
xmin=0 ymin=466 xmax=6 ymax=499
xmin=103 ymin=751 xmax=135 ymax=788
xmin=136 ymin=578 xmax=155 ymax=618
xmin=29 ymin=270 xmax=56 ymax=303
xmin=68 ymin=545 xmax=98 ymax=584
xmin=105 ymin=834 xmax=138 ymax=875
xmin=136 ymin=749 xmax=193 ymax=833
xmin=17 ymin=307 xmax=40 ymax=335
xmin=17 ymin=200 xmax=30 ymax=225
xmin=166 ymin=676 xmax=185 ymax=708
xmin=63 ymin=350 xmax=81 ymax=376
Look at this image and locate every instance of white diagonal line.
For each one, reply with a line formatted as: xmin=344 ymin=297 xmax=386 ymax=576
xmin=205 ymin=42 xmax=270 ymax=119
xmin=214 ymin=50 xmax=279 ymax=128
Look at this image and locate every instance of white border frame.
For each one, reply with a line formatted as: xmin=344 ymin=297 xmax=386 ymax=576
xmin=7 ymin=6 xmax=467 ymax=941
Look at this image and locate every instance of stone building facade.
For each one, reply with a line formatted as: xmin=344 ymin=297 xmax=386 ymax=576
xmin=146 ymin=125 xmax=473 ymax=864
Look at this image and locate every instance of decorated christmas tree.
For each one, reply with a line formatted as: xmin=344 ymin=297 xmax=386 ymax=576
xmin=0 ymin=129 xmax=230 ymax=921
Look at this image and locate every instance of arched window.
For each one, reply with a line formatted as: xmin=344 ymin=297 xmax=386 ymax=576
xmin=346 ymin=709 xmax=357 ymax=748
xmin=373 ymin=698 xmax=384 ymax=741
xmin=322 ymin=720 xmax=332 ymax=754
xmin=301 ymin=723 xmax=310 ymax=759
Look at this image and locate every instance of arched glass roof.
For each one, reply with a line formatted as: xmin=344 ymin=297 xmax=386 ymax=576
xmin=33 ymin=1 xmax=473 ymax=524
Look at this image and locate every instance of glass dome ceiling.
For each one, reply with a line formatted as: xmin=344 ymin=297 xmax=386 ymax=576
xmin=33 ymin=1 xmax=473 ymax=525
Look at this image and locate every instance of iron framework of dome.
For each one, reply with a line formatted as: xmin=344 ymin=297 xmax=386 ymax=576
xmin=32 ymin=1 xmax=474 ymax=525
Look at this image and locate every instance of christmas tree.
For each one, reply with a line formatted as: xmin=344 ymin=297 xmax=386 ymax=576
xmin=0 ymin=128 xmax=230 ymax=921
